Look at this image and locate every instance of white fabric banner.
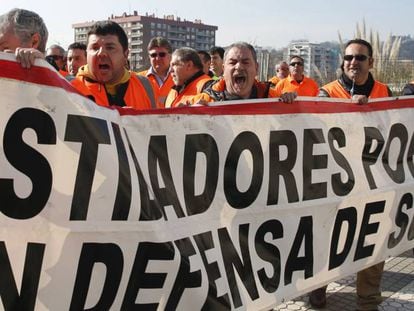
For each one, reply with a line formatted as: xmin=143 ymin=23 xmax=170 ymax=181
xmin=0 ymin=52 xmax=414 ymax=310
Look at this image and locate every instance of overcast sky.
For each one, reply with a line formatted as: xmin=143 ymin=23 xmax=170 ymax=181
xmin=1 ymin=0 xmax=413 ymax=49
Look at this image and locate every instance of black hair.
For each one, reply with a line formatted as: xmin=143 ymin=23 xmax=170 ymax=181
xmin=289 ymin=55 xmax=304 ymax=63
xmin=197 ymin=50 xmax=211 ymax=62
xmin=344 ymin=38 xmax=373 ymax=57
xmin=87 ymin=21 xmax=128 ymax=51
xmin=209 ymin=46 xmax=224 ymax=59
xmin=68 ymin=42 xmax=86 ymax=51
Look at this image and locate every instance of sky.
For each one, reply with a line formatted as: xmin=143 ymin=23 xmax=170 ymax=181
xmin=1 ymin=0 xmax=413 ymax=50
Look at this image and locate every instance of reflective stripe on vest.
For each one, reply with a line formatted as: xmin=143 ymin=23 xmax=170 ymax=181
xmin=136 ymin=75 xmax=156 ymax=109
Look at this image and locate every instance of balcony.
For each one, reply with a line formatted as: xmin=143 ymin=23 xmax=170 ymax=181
xmin=130 ymin=46 xmax=143 ymax=53
xmin=131 ymin=30 xmax=143 ymax=37
xmin=131 ymin=24 xmax=143 ymax=30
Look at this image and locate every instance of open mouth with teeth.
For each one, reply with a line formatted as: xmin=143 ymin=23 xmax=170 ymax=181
xmin=99 ymin=64 xmax=110 ymax=70
xmin=234 ymin=75 xmax=246 ymax=84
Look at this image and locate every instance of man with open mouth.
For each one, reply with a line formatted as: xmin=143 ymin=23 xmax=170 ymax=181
xmin=193 ymin=42 xmax=296 ymax=104
xmin=71 ymin=20 xmax=160 ymax=110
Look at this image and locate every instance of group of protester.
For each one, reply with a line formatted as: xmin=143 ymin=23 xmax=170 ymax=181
xmin=1 ymin=7 xmax=414 ymax=311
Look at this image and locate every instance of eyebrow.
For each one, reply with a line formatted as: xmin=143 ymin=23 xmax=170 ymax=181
xmin=228 ymin=57 xmax=251 ymax=61
xmin=104 ymin=42 xmax=118 ymax=47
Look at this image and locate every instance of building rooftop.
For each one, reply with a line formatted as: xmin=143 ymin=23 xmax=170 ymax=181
xmin=72 ymin=11 xmax=217 ymax=30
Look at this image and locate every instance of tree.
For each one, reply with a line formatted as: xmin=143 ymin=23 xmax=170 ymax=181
xmin=338 ymin=19 xmax=411 ymax=95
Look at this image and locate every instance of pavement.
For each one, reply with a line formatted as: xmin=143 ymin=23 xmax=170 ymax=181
xmin=275 ymin=249 xmax=414 ymax=311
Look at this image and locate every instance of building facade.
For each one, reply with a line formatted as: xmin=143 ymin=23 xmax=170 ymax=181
xmin=255 ymin=47 xmax=271 ymax=81
xmin=285 ymin=40 xmax=338 ymax=84
xmin=72 ymin=11 xmax=218 ymax=70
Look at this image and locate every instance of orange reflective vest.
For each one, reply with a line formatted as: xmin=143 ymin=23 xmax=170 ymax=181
xmin=71 ymin=74 xmax=160 ymax=109
xmin=165 ymin=72 xmax=212 ymax=108
xmin=321 ymin=80 xmax=390 ymax=98
xmin=59 ymin=69 xmax=69 ymax=76
xmin=274 ymin=75 xmax=319 ymax=97
xmin=137 ymin=69 xmax=174 ymax=107
xmin=268 ymin=76 xmax=281 ymax=87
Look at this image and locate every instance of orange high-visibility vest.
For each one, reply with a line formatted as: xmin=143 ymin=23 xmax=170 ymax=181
xmin=72 ymin=74 xmax=159 ymax=109
xmin=321 ymin=80 xmax=390 ymax=98
xmin=165 ymin=73 xmax=212 ymax=108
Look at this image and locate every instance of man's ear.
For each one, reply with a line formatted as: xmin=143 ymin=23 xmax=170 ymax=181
xmin=30 ymin=32 xmax=41 ymax=49
xmin=124 ymin=48 xmax=129 ymax=60
xmin=368 ymin=57 xmax=374 ymax=69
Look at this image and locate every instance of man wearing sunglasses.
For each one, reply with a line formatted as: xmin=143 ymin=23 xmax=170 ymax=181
xmin=273 ymin=55 xmax=319 ymax=97
xmin=46 ymin=44 xmax=67 ymax=76
xmin=137 ymin=37 xmax=174 ymax=107
xmin=318 ymin=38 xmax=392 ymax=103
xmin=309 ymin=39 xmax=391 ymax=311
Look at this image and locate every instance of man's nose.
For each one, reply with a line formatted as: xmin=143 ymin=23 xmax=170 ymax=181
xmin=96 ymin=46 xmax=105 ymax=55
xmin=235 ymin=61 xmax=243 ymax=69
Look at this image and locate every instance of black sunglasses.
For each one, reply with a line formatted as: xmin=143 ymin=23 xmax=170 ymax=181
xmin=343 ymin=54 xmax=369 ymax=61
xmin=150 ymin=52 xmax=167 ymax=58
xmin=49 ymin=55 xmax=63 ymax=60
xmin=290 ymin=61 xmax=303 ymax=66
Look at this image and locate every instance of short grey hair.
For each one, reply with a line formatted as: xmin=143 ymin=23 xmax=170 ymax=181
xmin=47 ymin=44 xmax=65 ymax=56
xmin=275 ymin=61 xmax=288 ymax=70
xmin=0 ymin=8 xmax=48 ymax=52
xmin=224 ymin=42 xmax=257 ymax=63
xmin=172 ymin=47 xmax=203 ymax=71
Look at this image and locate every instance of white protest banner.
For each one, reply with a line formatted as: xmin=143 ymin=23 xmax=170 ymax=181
xmin=0 ymin=52 xmax=413 ymax=310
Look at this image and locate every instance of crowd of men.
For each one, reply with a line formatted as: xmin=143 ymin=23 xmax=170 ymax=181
xmin=1 ymin=7 xmax=413 ymax=311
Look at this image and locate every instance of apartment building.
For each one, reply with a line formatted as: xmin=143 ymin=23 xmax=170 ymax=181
xmin=286 ymin=40 xmax=338 ymax=84
xmin=72 ymin=11 xmax=218 ymax=70
xmin=255 ymin=47 xmax=271 ymax=81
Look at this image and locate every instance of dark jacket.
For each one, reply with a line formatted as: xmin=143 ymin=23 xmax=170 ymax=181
xmin=402 ymin=82 xmax=414 ymax=96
